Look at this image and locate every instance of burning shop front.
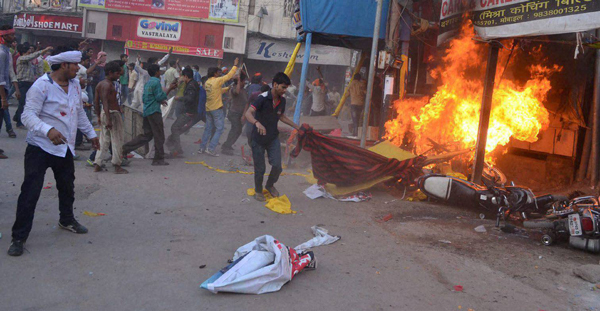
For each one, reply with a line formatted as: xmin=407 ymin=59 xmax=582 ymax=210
xmin=383 ymin=0 xmax=600 ymax=190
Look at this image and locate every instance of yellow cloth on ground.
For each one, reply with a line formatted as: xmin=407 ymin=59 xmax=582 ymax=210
xmin=186 ymin=161 xmax=308 ymax=177
xmin=247 ymin=188 xmax=296 ymax=214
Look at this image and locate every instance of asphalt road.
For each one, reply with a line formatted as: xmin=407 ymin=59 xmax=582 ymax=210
xmin=0 ymin=104 xmax=598 ymax=311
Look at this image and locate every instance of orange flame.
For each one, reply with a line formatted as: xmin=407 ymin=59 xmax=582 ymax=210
xmin=385 ymin=24 xmax=557 ymax=158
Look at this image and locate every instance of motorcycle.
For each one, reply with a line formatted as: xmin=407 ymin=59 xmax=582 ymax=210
xmin=523 ymin=196 xmax=600 ymax=253
xmin=417 ymin=174 xmax=565 ymax=226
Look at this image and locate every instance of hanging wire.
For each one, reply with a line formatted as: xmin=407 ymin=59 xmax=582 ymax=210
xmin=496 ymin=39 xmax=519 ymax=87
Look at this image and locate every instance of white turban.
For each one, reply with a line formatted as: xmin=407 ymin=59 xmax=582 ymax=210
xmin=46 ymin=51 xmax=82 ymax=66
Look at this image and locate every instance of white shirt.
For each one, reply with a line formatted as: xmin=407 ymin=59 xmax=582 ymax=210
xmin=77 ymin=64 xmax=87 ymax=87
xmin=310 ymin=85 xmax=327 ymax=112
xmin=134 ymin=53 xmax=170 ymax=94
xmin=22 ymin=73 xmax=97 ymax=157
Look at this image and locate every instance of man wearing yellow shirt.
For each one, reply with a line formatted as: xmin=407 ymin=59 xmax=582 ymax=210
xmin=198 ymin=57 xmax=239 ymax=157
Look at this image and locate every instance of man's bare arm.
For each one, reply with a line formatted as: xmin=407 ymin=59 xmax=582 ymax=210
xmin=244 ymin=106 xmax=266 ymax=135
xmin=94 ymin=84 xmax=102 ymax=124
xmin=280 ymin=114 xmax=300 ymax=130
xmin=86 ymin=61 xmax=99 ymax=74
xmin=0 ymin=86 xmax=8 ymax=110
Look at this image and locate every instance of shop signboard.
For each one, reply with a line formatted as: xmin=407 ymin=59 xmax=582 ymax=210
xmin=136 ymin=17 xmax=181 ymax=41
xmin=472 ymin=0 xmax=600 ymax=39
xmin=78 ymin=0 xmax=239 ymax=22
xmin=247 ymin=38 xmax=352 ymax=66
xmin=438 ymin=0 xmax=600 ymax=43
xmin=13 ymin=13 xmax=83 ymax=33
xmin=125 ymin=40 xmax=223 ymax=59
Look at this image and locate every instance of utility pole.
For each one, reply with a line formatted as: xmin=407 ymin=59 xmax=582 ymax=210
xmin=591 ymin=29 xmax=600 ymax=187
xmin=360 ymin=0 xmax=384 ymax=148
xmin=471 ymin=42 xmax=501 ymax=185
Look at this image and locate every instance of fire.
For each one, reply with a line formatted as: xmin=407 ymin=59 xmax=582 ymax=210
xmin=385 ymin=23 xmax=557 ymax=158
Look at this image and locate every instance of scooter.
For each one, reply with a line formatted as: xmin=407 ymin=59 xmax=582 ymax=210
xmin=524 ymin=196 xmax=600 ymax=253
xmin=417 ymin=174 xmax=565 ymax=226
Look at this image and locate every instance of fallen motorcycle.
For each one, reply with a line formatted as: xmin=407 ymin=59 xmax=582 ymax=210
xmin=417 ymin=174 xmax=565 ymax=226
xmin=524 ymin=196 xmax=600 ymax=253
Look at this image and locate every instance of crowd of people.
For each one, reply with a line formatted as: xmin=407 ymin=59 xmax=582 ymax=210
xmin=0 ymin=25 xmax=308 ymax=257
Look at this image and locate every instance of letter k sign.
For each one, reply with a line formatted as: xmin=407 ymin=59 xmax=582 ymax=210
xmin=257 ymin=42 xmax=275 ymax=58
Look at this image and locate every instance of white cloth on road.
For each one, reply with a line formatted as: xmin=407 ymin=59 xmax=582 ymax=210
xmin=294 ymin=225 xmax=341 ymax=254
xmin=206 ymin=235 xmax=292 ymax=294
xmin=203 ymin=226 xmax=340 ymax=294
xmin=22 ymin=73 xmax=96 ymax=157
xmin=304 ymin=184 xmax=371 ymax=202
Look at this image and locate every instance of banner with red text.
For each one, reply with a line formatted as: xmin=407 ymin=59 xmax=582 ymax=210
xmin=78 ymin=0 xmax=239 ymax=22
xmin=125 ymin=40 xmax=223 ymax=59
xmin=13 ymin=13 xmax=83 ymax=33
xmin=438 ymin=0 xmax=468 ymax=45
xmin=473 ymin=0 xmax=600 ymax=39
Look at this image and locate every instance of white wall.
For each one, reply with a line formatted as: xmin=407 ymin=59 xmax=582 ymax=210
xmin=223 ymin=24 xmax=246 ymax=54
xmin=246 ymin=0 xmax=296 ymax=39
xmin=84 ymin=10 xmax=108 ymax=40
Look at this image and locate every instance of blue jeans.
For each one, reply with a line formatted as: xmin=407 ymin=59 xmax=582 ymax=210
xmin=199 ymin=108 xmax=225 ymax=152
xmin=251 ymin=138 xmax=282 ymax=193
xmin=121 ymin=85 xmax=129 ymax=105
xmin=0 ymin=108 xmax=12 ymax=132
xmin=86 ymin=85 xmax=94 ymax=108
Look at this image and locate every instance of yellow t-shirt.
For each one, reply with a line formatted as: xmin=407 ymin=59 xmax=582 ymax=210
xmin=43 ymin=59 xmax=51 ymax=73
xmin=204 ymin=66 xmax=237 ymax=111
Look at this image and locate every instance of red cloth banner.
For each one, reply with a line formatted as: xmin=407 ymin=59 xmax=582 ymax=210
xmin=291 ymin=124 xmax=426 ymax=187
xmin=125 ymin=40 xmax=223 ymax=59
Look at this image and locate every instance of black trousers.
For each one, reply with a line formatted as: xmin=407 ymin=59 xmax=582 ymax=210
xmin=222 ymin=112 xmax=243 ymax=151
xmin=122 ymin=112 xmax=165 ymax=161
xmin=166 ymin=113 xmax=193 ymax=154
xmin=351 ymin=105 xmax=363 ymax=136
xmin=12 ymin=145 xmax=76 ymax=241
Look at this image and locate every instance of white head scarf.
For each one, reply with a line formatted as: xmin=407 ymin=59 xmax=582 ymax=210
xmin=46 ymin=51 xmax=82 ymax=66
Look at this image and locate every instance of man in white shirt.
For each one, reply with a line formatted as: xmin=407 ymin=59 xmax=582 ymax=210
xmin=8 ymin=47 xmax=99 ymax=257
xmin=131 ymin=48 xmax=172 ymax=110
xmin=309 ymin=79 xmax=327 ymax=116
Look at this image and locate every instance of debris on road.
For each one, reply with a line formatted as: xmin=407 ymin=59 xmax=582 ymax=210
xmin=439 ymin=240 xmax=452 ymax=244
xmin=376 ymin=214 xmax=393 ymax=223
xmin=303 ymin=184 xmax=371 ymax=202
xmin=474 ymin=225 xmax=487 ymax=233
xmin=186 ymin=161 xmax=308 ymax=177
xmin=83 ymin=211 xmax=106 ymax=217
xmin=453 ymin=285 xmax=464 ymax=292
xmin=294 ymin=226 xmax=341 ymax=253
xmin=201 ymin=226 xmax=339 ymax=294
xmin=247 ymin=188 xmax=295 ymax=214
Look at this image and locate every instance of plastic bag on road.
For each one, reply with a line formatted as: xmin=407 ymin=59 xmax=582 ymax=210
xmin=294 ymin=226 xmax=340 ymax=254
xmin=201 ymin=226 xmax=340 ymax=294
xmin=202 ymin=235 xmax=292 ymax=294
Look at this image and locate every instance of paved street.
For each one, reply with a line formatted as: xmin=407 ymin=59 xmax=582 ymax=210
xmin=0 ymin=104 xmax=599 ymax=311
